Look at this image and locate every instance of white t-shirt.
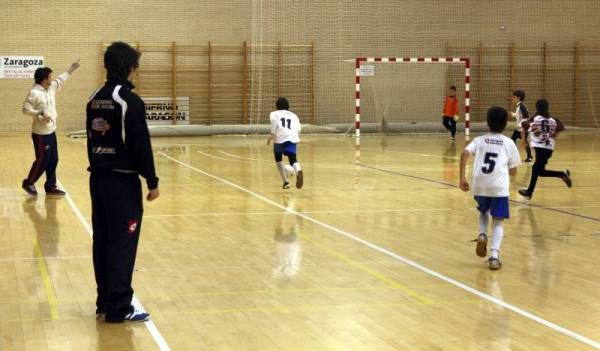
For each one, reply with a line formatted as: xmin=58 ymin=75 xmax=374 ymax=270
xmin=529 ymin=115 xmax=559 ymax=150
xmin=270 ymin=110 xmax=301 ymax=144
xmin=465 ymin=133 xmax=521 ymax=197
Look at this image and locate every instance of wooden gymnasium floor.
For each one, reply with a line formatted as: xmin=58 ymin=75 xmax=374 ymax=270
xmin=1 ymin=130 xmax=600 ymax=350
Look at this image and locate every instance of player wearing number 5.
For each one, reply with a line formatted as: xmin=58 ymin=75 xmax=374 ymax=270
xmin=267 ymin=97 xmax=303 ymax=189
xmin=460 ymin=107 xmax=521 ymax=270
xmin=518 ymin=99 xmax=572 ymax=200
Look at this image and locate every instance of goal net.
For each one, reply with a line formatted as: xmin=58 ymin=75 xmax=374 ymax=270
xmin=354 ymin=57 xmax=471 ymax=137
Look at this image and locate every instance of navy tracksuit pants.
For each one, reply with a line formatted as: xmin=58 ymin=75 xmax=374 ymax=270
xmin=90 ymin=171 xmax=143 ymax=322
xmin=26 ymin=133 xmax=59 ymax=189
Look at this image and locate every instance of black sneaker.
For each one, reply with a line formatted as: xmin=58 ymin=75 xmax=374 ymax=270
xmin=282 ymin=182 xmax=290 ymax=189
xmin=562 ymin=170 xmax=572 ymax=188
xmin=21 ymin=179 xmax=37 ymax=197
xmin=488 ymin=257 xmax=502 ymax=270
xmin=475 ymin=233 xmax=487 ymax=258
xmin=296 ymin=170 xmax=304 ymax=189
xmin=518 ymin=189 xmax=532 ymax=200
xmin=524 ymin=157 xmax=533 ymax=163
xmin=45 ymin=186 xmax=66 ymax=196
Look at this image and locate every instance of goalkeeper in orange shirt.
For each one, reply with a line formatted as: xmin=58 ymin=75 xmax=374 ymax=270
xmin=442 ymin=85 xmax=460 ymax=140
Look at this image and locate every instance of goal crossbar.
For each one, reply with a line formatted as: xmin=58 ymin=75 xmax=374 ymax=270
xmin=354 ymin=56 xmax=471 ymax=142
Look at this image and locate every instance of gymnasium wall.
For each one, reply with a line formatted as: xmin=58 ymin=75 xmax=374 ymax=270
xmin=1 ymin=0 xmax=599 ymax=134
xmin=0 ymin=0 xmax=250 ymax=133
xmin=253 ymin=0 xmax=600 ymax=128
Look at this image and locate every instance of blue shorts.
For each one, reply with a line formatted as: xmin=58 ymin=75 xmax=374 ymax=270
xmin=274 ymin=141 xmax=297 ymax=155
xmin=474 ymin=196 xmax=510 ymax=219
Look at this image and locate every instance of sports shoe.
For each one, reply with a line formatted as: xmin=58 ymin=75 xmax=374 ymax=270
xmin=475 ymin=233 xmax=487 ymax=258
xmin=282 ymin=182 xmax=290 ymax=189
xmin=21 ymin=179 xmax=37 ymax=197
xmin=96 ymin=309 xmax=105 ymax=320
xmin=518 ymin=189 xmax=532 ymax=200
xmin=124 ymin=310 xmax=151 ymax=322
xmin=296 ymin=170 xmax=304 ymax=189
xmin=488 ymin=257 xmax=502 ymax=270
xmin=524 ymin=157 xmax=533 ymax=163
xmin=451 ymin=136 xmax=456 ymax=141
xmin=45 ymin=186 xmax=66 ymax=196
xmin=562 ymin=170 xmax=572 ymax=188
xmin=105 ymin=306 xmax=151 ymax=323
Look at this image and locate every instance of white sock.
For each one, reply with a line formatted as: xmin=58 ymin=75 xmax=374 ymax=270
xmin=479 ymin=212 xmax=489 ymax=235
xmin=276 ymin=161 xmax=288 ymax=183
xmin=292 ymin=162 xmax=302 ymax=173
xmin=491 ymin=219 xmax=504 ymax=259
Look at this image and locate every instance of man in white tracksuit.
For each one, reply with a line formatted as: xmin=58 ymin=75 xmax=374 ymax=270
xmin=21 ymin=60 xmax=79 ymax=196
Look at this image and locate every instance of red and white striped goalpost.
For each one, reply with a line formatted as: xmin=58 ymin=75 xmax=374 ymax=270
xmin=354 ymin=57 xmax=471 ymax=152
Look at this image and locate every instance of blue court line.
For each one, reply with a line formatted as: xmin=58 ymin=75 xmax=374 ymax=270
xmin=358 ymin=162 xmax=600 ymax=223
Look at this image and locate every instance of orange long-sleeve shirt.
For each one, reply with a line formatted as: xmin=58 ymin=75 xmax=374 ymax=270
xmin=442 ymin=96 xmax=459 ymax=117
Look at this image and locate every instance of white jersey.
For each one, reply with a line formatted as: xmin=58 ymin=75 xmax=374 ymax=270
xmin=465 ymin=133 xmax=521 ymax=197
xmin=529 ymin=115 xmax=560 ymax=150
xmin=22 ymin=72 xmax=70 ymax=135
xmin=270 ymin=110 xmax=301 ymax=144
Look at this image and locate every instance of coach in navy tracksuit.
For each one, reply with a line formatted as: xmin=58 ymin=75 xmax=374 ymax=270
xmin=86 ymin=42 xmax=159 ymax=323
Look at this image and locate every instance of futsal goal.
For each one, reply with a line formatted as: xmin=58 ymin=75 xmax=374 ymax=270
xmin=353 ymin=57 xmax=472 ymax=140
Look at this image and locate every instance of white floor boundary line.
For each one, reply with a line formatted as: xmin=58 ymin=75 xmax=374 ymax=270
xmin=58 ymin=181 xmax=171 ymax=351
xmin=158 ymin=151 xmax=600 ymax=350
xmin=143 ymin=208 xmax=469 ymax=219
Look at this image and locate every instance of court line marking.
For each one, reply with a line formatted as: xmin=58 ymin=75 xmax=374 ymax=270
xmin=0 ymin=255 xmax=90 ymax=262
xmin=174 ymin=298 xmax=479 ymax=316
xmin=178 ymin=163 xmax=432 ymax=305
xmin=143 ymin=208 xmax=469 ymax=218
xmin=208 ymin=146 xmax=600 ymax=175
xmin=216 ymin=149 xmax=356 ymax=169
xmin=360 ymin=163 xmax=600 ymax=223
xmin=198 ymin=149 xmax=354 ymax=170
xmin=300 ymin=233 xmax=432 ymax=304
xmin=0 ymin=299 xmax=481 ymax=323
xmin=33 ymin=238 xmax=59 ymax=320
xmin=58 ymin=181 xmax=171 ymax=351
xmin=159 ymin=151 xmax=600 ymax=350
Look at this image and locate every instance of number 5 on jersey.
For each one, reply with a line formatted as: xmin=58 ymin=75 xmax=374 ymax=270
xmin=481 ymin=152 xmax=498 ymax=174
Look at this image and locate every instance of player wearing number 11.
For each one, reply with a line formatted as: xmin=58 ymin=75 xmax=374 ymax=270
xmin=460 ymin=107 xmax=521 ymax=270
xmin=267 ymin=97 xmax=303 ymax=189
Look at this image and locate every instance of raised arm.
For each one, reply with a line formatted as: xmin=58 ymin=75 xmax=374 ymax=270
xmin=67 ymin=59 xmax=80 ymax=74
xmin=50 ymin=59 xmax=80 ymax=91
